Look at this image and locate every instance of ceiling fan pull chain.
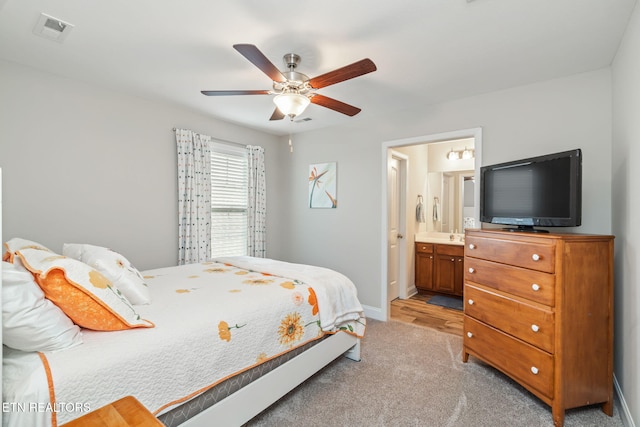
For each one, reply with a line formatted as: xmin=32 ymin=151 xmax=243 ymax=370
xmin=288 ymin=122 xmax=293 ymax=153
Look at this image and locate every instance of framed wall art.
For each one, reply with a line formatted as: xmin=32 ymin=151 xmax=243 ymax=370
xmin=308 ymin=162 xmax=337 ymax=208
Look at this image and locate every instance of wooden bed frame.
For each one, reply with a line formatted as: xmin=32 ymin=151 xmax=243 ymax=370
xmin=179 ymin=332 xmax=361 ymax=426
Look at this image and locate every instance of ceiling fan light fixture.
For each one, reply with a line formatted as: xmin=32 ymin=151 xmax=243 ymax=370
xmin=273 ymin=93 xmax=310 ymax=118
xmin=202 ymin=45 xmax=376 ymax=121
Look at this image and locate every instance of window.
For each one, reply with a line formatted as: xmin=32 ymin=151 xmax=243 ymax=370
xmin=210 ymin=142 xmax=248 ymax=257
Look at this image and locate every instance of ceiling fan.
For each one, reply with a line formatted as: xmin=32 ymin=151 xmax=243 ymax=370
xmin=201 ymin=44 xmax=377 ymax=121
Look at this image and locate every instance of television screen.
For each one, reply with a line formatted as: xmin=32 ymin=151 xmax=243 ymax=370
xmin=480 ymin=149 xmax=582 ymax=231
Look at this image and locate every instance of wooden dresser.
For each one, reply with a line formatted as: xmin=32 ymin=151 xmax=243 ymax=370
xmin=461 ymin=229 xmax=614 ymax=427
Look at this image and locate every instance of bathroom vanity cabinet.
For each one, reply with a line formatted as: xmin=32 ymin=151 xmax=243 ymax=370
xmin=415 ymin=242 xmax=464 ymax=296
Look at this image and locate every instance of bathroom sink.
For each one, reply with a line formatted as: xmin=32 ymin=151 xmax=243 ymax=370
xmin=414 ymin=232 xmax=464 ymax=246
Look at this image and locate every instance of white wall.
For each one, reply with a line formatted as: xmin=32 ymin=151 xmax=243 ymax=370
xmin=612 ymin=2 xmax=640 ymax=426
xmin=275 ymin=68 xmax=612 ymax=311
xmin=0 ymin=60 xmax=283 ymax=270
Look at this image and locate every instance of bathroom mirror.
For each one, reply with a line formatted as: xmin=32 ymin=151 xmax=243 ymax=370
xmin=427 ymin=170 xmax=475 ymax=233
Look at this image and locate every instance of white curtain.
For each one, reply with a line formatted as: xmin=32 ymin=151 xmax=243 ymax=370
xmin=247 ymin=145 xmax=266 ymax=257
xmin=176 ymin=129 xmax=212 ymax=264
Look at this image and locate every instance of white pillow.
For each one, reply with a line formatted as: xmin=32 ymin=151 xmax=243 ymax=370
xmin=62 ymin=243 xmax=151 ymax=305
xmin=2 ymin=261 xmax=83 ymax=352
xmin=3 ymin=237 xmax=53 ymax=263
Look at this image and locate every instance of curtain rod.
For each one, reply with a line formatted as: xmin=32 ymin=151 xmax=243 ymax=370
xmin=172 ymin=128 xmax=246 ymax=148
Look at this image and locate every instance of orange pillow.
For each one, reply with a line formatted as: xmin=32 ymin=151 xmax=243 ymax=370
xmin=17 ymin=248 xmax=153 ymax=331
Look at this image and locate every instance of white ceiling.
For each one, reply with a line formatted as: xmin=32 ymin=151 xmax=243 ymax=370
xmin=0 ymin=0 xmax=636 ymax=136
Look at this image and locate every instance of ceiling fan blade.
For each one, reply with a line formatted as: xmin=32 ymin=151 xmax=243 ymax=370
xmin=233 ymin=44 xmax=287 ymax=83
xmin=310 ymin=94 xmax=362 ymax=116
xmin=308 ymin=58 xmax=377 ymax=89
xmin=201 ymin=90 xmax=270 ymax=96
xmin=269 ymin=107 xmax=285 ymax=121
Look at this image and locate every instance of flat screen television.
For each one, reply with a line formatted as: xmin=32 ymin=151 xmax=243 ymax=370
xmin=480 ymin=149 xmax=582 ymax=232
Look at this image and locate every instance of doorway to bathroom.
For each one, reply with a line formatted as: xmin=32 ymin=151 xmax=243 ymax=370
xmin=381 ymin=128 xmax=482 ymax=321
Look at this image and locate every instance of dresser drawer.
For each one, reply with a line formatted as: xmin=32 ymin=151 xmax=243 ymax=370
xmin=415 ymin=242 xmax=434 ymax=254
xmin=464 ymin=257 xmax=555 ymax=306
xmin=464 ymin=317 xmax=553 ymax=399
xmin=464 ymin=284 xmax=554 ymax=353
xmin=465 ymin=235 xmax=555 ymax=273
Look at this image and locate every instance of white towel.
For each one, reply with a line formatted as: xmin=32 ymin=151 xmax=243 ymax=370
xmin=416 ymin=202 xmax=425 ymax=223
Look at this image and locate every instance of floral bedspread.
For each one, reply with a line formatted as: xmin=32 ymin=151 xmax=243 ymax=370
xmin=37 ymin=257 xmax=365 ymax=426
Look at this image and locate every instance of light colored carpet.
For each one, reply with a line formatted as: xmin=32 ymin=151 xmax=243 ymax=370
xmin=246 ymin=319 xmax=624 ymax=427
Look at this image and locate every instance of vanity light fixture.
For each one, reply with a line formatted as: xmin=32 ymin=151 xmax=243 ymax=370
xmin=462 ymin=147 xmax=474 ymax=159
xmin=446 ymin=147 xmax=475 ymax=160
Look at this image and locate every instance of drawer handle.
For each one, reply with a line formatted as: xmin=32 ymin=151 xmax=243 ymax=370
xmin=468 ymin=243 xmax=476 ymax=250
xmin=468 ymin=299 xmax=474 ymax=305
xmin=531 ymin=283 xmax=540 ymax=291
xmin=532 ymin=253 xmax=540 ymax=261
xmin=451 ymin=258 xmax=455 ymax=262
xmin=530 ymin=366 xmax=539 ymax=375
xmin=466 ymin=332 xmax=473 ymax=338
xmin=531 ymin=324 xmax=540 ymax=332
xmin=468 ymin=267 xmax=475 ymax=274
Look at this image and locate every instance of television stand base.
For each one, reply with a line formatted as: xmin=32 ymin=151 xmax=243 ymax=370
xmin=502 ymin=226 xmax=549 ymax=233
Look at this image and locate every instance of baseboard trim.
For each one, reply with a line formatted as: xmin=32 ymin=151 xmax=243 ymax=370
xmin=614 ymin=374 xmax=636 ymax=427
xmin=362 ymin=304 xmax=384 ymax=321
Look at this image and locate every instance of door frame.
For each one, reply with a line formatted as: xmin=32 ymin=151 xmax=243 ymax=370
xmin=380 ymin=127 xmax=482 ymax=321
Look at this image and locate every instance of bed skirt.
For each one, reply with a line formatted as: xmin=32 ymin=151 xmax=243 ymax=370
xmin=158 ymin=337 xmax=325 ymax=426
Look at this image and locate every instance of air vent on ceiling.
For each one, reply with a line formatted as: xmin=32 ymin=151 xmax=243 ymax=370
xmin=33 ymin=13 xmax=74 ymax=42
xmin=295 ymin=117 xmax=312 ymax=123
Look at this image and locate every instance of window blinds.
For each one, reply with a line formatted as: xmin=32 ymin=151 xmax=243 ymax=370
xmin=210 ymin=142 xmax=248 ymax=257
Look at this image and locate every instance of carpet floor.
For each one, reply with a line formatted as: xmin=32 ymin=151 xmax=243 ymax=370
xmin=246 ymin=319 xmax=624 ymax=427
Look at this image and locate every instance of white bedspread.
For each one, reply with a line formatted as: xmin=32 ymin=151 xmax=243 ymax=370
xmin=3 ymin=257 xmax=365 ymax=427
xmin=215 ymin=256 xmax=364 ymax=331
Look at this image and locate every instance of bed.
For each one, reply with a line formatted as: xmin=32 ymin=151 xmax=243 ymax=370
xmin=2 ymin=239 xmax=365 ymax=427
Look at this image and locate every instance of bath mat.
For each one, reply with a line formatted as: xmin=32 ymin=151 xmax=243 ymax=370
xmin=426 ymin=295 xmax=463 ymax=311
